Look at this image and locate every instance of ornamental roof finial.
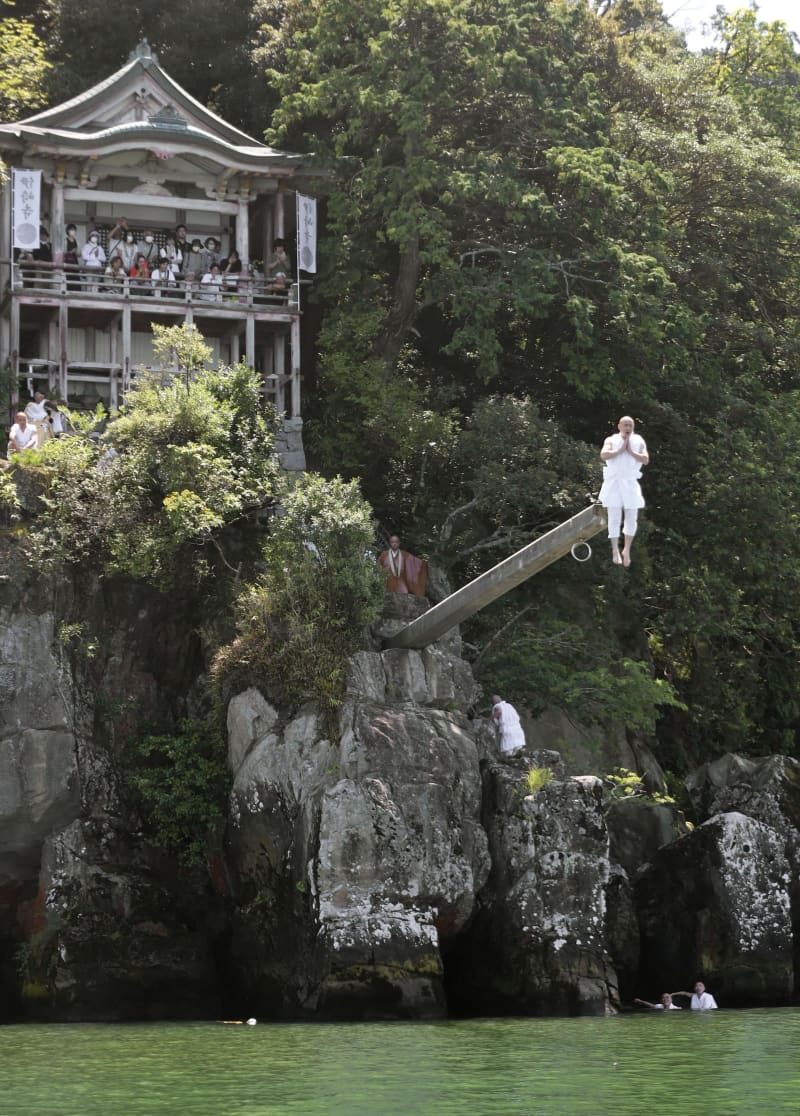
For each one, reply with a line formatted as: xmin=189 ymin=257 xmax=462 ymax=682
xmin=128 ymin=40 xmax=158 ymax=64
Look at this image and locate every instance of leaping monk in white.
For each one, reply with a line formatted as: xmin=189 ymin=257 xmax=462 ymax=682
xmin=599 ymin=415 xmax=649 ymax=568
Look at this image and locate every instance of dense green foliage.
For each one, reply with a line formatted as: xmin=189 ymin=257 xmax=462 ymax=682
xmin=9 ymin=1 xmax=800 ymax=769
xmin=0 ymin=14 xmax=49 ymax=121
xmin=215 ymin=474 xmax=384 ymax=718
xmin=14 ymin=328 xmax=279 ymax=585
xmin=126 ymin=719 xmax=228 ymax=865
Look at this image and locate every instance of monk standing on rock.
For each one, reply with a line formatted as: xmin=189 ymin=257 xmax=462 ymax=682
xmin=378 ymin=534 xmax=428 ymax=596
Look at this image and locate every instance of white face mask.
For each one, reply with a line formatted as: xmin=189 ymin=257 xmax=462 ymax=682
xmin=126 ymin=234 xmax=134 ymax=243
xmin=90 ymin=236 xmax=98 ymax=244
xmin=145 ymin=235 xmax=153 ymax=244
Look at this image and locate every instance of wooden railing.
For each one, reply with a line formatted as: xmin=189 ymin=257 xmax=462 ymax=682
xmin=7 ymin=260 xmax=301 ymax=310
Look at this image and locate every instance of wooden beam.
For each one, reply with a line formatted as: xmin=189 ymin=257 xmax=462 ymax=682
xmin=383 ymin=504 xmax=609 ymax=650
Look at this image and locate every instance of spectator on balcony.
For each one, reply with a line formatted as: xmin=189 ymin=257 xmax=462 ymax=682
xmin=130 ymin=254 xmax=152 ymax=294
xmin=117 ymin=230 xmax=138 ymax=272
xmin=266 ymin=238 xmax=292 ymax=295
xmin=174 ymin=224 xmax=189 ymax=260
xmin=151 ymin=250 xmax=179 ymax=296
xmin=199 ymin=264 xmax=223 ymax=301
xmin=185 ymin=239 xmax=204 ymax=282
xmin=103 ymin=255 xmax=125 ymax=290
xmin=33 ymin=227 xmax=53 ymax=265
xmin=7 ymin=411 xmax=38 ymax=455
xmin=64 ymin=224 xmax=80 ymax=265
xmin=198 ymin=236 xmax=219 ymax=276
xmin=136 ymin=229 xmax=159 ymax=266
xmin=81 ymin=231 xmax=106 ymax=289
xmin=220 ymin=249 xmax=242 ymax=291
xmin=108 ymin=217 xmax=130 ymax=259
xmin=163 ymin=235 xmax=183 ymax=273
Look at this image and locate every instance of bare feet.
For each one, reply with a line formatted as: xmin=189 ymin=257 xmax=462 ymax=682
xmin=612 ymin=546 xmax=622 ymax=565
xmin=622 ymin=550 xmax=631 ymax=568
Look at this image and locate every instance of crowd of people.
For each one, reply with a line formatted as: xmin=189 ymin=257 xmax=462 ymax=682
xmin=16 ymin=220 xmax=294 ymax=299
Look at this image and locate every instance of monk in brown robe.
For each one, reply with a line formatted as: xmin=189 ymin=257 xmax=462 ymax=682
xmin=378 ymin=534 xmax=428 ymax=596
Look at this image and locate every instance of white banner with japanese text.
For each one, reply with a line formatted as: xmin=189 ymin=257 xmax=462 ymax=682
xmin=296 ymin=193 xmax=317 ymax=274
xmin=12 ymin=168 xmax=41 ymax=250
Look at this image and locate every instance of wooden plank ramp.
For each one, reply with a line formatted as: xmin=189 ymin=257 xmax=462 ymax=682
xmin=383 ymin=503 xmax=608 ymax=650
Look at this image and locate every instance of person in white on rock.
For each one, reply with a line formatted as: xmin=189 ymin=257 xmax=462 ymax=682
xmin=25 ymin=392 xmax=51 ymax=446
xmin=599 ymin=415 xmax=649 ymax=568
xmin=7 ymin=411 xmax=38 ymax=455
xmin=491 ymin=694 xmax=526 ymax=756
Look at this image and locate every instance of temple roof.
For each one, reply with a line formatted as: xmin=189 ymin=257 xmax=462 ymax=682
xmin=0 ymin=41 xmax=301 ymax=171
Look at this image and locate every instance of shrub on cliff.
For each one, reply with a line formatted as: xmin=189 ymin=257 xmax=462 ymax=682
xmin=214 ymin=474 xmax=384 ymax=717
xmin=13 ymin=329 xmax=279 ymax=585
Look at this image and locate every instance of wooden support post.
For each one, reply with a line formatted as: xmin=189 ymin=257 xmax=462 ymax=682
xmin=58 ymin=301 xmax=68 ymax=400
xmin=275 ymin=185 xmax=285 ymax=239
xmin=384 ymin=504 xmax=609 ymax=650
xmin=48 ymin=315 xmax=58 ymax=394
xmin=236 ymin=200 xmax=249 ymax=267
xmin=51 ymin=181 xmax=65 ymax=261
xmin=290 ymin=316 xmax=301 ymax=417
xmin=230 ymin=329 xmax=240 ymax=366
xmin=245 ymin=314 xmax=255 ymax=369
xmin=121 ymin=302 xmax=131 ymax=394
xmin=273 ymin=332 xmax=285 ymax=414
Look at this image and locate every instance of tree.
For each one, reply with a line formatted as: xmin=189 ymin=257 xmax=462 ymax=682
xmin=0 ymin=15 xmax=49 ymax=121
xmin=15 ymin=326 xmax=279 ymax=585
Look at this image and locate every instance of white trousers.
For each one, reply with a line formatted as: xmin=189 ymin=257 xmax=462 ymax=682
xmin=607 ymin=506 xmax=639 ymax=539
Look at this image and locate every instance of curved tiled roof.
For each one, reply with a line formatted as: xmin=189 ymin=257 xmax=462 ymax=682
xmin=6 ymin=41 xmax=277 ymax=153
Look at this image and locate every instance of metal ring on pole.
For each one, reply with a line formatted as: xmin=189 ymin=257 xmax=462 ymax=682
xmin=570 ymin=541 xmax=592 ymax=563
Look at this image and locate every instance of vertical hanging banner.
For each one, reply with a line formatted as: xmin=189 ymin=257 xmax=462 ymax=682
xmin=12 ymin=168 xmax=42 ymax=250
xmin=296 ymin=193 xmax=317 ymax=274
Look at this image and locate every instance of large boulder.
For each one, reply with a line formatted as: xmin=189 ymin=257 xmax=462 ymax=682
xmin=224 ymin=640 xmax=489 ymax=1020
xmin=686 ymin=753 xmax=800 ymax=988
xmin=443 ymin=756 xmax=619 ymax=1016
xmin=636 ymin=812 xmax=793 ymax=1005
xmin=19 ymin=820 xmax=220 ymax=1021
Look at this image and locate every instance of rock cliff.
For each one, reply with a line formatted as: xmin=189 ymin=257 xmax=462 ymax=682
xmin=2 ymin=561 xmax=798 ymax=1019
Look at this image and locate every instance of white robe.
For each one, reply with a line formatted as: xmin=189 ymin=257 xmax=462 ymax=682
xmin=599 ymin=432 xmax=646 ymax=509
xmin=493 ymin=701 xmax=526 ymax=754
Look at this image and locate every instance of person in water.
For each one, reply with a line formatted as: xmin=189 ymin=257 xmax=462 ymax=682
xmin=633 ymin=993 xmax=682 ymax=1010
xmin=673 ymin=981 xmax=718 ymax=1010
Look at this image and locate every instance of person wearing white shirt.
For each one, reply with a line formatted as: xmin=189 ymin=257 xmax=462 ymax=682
xmin=199 ymin=265 xmax=223 ymax=301
xmin=674 ymin=981 xmax=718 ymax=1010
xmin=634 ymin=993 xmax=682 ymax=1010
xmin=491 ymin=694 xmax=526 ymax=756
xmin=599 ymin=415 xmax=649 ymax=568
xmin=7 ymin=411 xmax=38 ymax=455
xmin=25 ymin=392 xmax=50 ymax=445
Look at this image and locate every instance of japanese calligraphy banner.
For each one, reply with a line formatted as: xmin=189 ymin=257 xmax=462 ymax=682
xmin=12 ymin=168 xmax=41 ymax=250
xmin=296 ymin=193 xmax=317 ymax=274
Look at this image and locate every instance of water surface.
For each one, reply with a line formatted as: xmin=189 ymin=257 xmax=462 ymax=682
xmin=2 ymin=1009 xmax=798 ymax=1115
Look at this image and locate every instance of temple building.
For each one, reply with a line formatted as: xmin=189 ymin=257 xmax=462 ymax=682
xmin=0 ymin=41 xmax=310 ymax=421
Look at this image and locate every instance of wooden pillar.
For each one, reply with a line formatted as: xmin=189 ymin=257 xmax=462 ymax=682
xmin=263 ymin=195 xmax=274 ymax=265
xmin=122 ymin=302 xmax=131 ymax=394
xmin=10 ymin=298 xmax=20 ymax=408
xmin=48 ymin=315 xmax=58 ymax=393
xmin=275 ymin=185 xmax=285 ymax=239
xmin=51 ymin=180 xmax=65 ymax=262
xmin=58 ymin=301 xmax=68 ymax=400
xmin=236 ymin=199 xmax=249 ymax=266
xmin=290 ymin=316 xmax=301 ymax=417
xmin=230 ymin=329 xmax=240 ymax=366
xmin=110 ymin=312 xmax=120 ymax=405
xmin=273 ymin=332 xmax=285 ymax=414
xmin=245 ymin=314 xmax=255 ymax=369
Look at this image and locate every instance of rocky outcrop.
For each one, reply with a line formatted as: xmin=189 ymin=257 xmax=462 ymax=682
xmin=443 ymin=752 xmax=619 ymax=1015
xmin=636 ymin=811 xmax=793 ymax=1005
xmin=224 ymin=640 xmax=489 ymax=1019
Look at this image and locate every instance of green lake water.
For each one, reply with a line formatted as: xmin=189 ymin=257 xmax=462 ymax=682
xmin=2 ymin=1009 xmax=799 ymax=1115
